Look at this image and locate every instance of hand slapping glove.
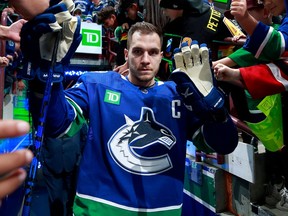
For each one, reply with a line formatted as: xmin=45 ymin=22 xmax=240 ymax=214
xmin=19 ymin=0 xmax=82 ymax=83
xmin=169 ymin=38 xmax=227 ymax=122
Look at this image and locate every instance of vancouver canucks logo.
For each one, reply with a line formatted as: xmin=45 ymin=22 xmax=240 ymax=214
xmin=108 ymin=107 xmax=176 ymax=175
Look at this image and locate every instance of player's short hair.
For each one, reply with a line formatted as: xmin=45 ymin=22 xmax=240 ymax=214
xmin=127 ymin=22 xmax=163 ymax=49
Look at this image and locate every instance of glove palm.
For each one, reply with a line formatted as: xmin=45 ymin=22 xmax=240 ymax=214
xmin=170 ymin=38 xmax=226 ymax=121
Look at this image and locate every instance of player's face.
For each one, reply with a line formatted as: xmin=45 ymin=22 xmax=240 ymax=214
xmin=125 ymin=31 xmax=163 ymax=87
xmin=9 ymin=0 xmax=49 ymax=20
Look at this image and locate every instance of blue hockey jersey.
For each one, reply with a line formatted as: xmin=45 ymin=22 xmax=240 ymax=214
xmin=243 ymin=0 xmax=288 ymax=60
xmin=39 ymin=71 xmax=238 ymax=215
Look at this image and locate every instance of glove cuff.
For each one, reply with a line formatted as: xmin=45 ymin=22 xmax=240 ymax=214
xmin=170 ymin=70 xmax=226 ymax=122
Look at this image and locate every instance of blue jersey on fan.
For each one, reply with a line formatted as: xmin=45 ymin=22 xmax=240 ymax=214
xmin=85 ymin=0 xmax=106 ymax=23
xmin=74 ymin=0 xmax=92 ymax=16
xmin=32 ymin=71 xmax=237 ymax=215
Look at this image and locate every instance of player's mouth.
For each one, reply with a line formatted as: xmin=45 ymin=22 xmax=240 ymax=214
xmin=139 ymin=68 xmax=152 ymax=73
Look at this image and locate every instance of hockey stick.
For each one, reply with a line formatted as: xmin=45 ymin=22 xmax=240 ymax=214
xmin=22 ymin=31 xmax=61 ymax=216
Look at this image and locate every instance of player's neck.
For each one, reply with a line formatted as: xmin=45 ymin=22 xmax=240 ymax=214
xmin=127 ymin=75 xmax=156 ymax=88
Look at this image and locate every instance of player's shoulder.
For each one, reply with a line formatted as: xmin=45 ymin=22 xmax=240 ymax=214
xmin=157 ymin=80 xmax=178 ymax=93
xmin=79 ymin=71 xmax=122 ymax=83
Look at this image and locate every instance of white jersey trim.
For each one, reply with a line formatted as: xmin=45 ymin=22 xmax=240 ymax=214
xmin=255 ymin=27 xmax=273 ymax=59
xmin=76 ymin=192 xmax=182 ymax=212
xmin=267 ymin=63 xmax=288 ymax=91
xmin=56 ymin=96 xmax=81 ymax=138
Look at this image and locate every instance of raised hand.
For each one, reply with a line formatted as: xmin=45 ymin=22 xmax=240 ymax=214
xmin=19 ymin=1 xmax=82 ymax=83
xmin=230 ymin=0 xmax=248 ymax=21
xmin=170 ymin=38 xmax=226 ymax=122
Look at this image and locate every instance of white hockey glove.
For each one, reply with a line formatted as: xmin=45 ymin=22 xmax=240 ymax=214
xmin=20 ymin=0 xmax=81 ymax=83
xmin=169 ymin=38 xmax=226 ymax=122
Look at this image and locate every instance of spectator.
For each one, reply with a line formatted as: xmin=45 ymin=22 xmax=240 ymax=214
xmin=158 ymin=0 xmax=233 ymax=80
xmin=212 ymin=0 xmax=275 ymax=127
xmin=85 ymin=0 xmax=106 ymax=23
xmin=114 ymin=0 xmax=143 ymax=66
xmin=73 ymin=0 xmax=92 ymax=20
xmin=160 ymin=0 xmax=231 ymax=49
xmin=228 ymin=0 xmax=286 ymax=61
xmin=97 ymin=6 xmax=118 ymax=29
xmin=213 ymin=0 xmax=288 ymax=210
xmin=72 ymin=5 xmax=84 ymax=20
xmin=143 ymin=0 xmax=169 ymax=30
xmin=0 ymin=6 xmax=32 ymax=200
xmin=0 ymin=120 xmax=32 ymax=200
xmin=8 ymin=0 xmax=48 ymax=20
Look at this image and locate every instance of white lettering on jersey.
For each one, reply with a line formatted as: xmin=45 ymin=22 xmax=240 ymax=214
xmin=172 ymin=100 xmax=181 ymax=118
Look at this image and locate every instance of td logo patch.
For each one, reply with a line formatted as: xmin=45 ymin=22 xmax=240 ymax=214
xmin=104 ymin=89 xmax=121 ymax=105
xmin=82 ymin=28 xmax=101 ymax=47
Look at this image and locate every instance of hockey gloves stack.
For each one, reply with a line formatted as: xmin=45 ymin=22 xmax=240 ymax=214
xmin=20 ymin=0 xmax=82 ymax=82
xmin=169 ymin=38 xmax=226 ymax=122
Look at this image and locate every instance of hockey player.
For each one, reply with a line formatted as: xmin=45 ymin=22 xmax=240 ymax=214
xmin=25 ymin=20 xmax=238 ymax=215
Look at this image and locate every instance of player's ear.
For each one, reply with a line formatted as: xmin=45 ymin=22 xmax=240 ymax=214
xmin=124 ymin=48 xmax=128 ymax=60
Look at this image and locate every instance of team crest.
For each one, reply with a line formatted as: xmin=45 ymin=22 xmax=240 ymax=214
xmin=108 ymin=107 xmax=176 ymax=175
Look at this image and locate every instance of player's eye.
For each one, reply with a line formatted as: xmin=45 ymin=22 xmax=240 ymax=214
xmin=132 ymin=49 xmax=143 ymax=56
xmin=149 ymin=49 xmax=159 ymax=56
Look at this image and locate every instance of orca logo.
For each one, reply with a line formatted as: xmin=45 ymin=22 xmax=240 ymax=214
xmin=108 ymin=107 xmax=176 ymax=175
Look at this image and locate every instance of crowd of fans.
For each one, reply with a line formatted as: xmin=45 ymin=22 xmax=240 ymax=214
xmin=0 ymin=0 xmax=288 ymax=215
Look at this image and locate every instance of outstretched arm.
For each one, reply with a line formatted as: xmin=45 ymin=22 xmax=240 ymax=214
xmin=214 ymin=61 xmax=288 ymax=99
xmin=21 ymin=1 xmax=84 ymax=137
xmin=212 ymin=57 xmax=237 ymax=68
xmin=230 ymin=0 xmax=259 ymax=36
xmin=230 ymin=0 xmax=288 ymax=60
xmin=213 ymin=63 xmax=245 ymax=88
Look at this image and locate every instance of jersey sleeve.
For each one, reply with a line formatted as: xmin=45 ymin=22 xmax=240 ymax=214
xmin=191 ymin=115 xmax=238 ymax=155
xmin=202 ymin=116 xmax=238 ymax=155
xmin=44 ymin=75 xmax=90 ymax=137
xmin=228 ymin=47 xmax=265 ymax=67
xmin=243 ymin=20 xmax=287 ymax=60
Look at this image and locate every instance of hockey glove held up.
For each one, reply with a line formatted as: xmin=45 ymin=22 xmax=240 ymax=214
xmin=20 ymin=0 xmax=82 ymax=83
xmin=169 ymin=38 xmax=226 ymax=122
